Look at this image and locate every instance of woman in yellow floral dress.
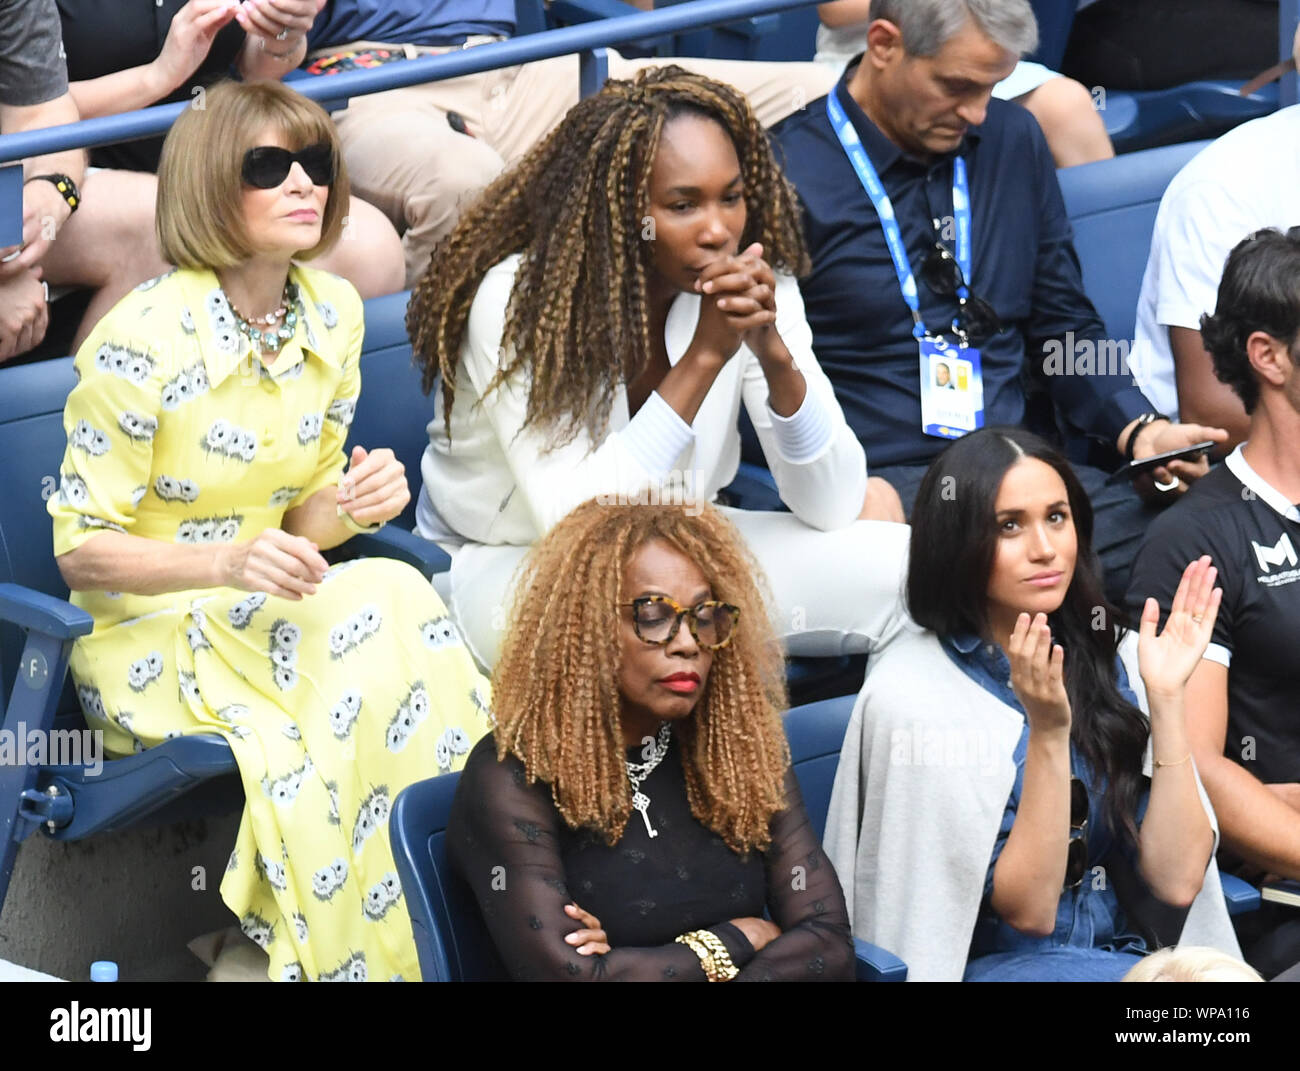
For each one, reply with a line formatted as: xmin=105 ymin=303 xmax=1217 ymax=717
xmin=46 ymin=80 xmax=492 ymax=982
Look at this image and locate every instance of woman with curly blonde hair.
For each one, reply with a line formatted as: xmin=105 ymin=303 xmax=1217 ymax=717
xmin=447 ymin=499 xmax=855 ymax=981
xmin=407 ymin=65 xmax=908 ymax=669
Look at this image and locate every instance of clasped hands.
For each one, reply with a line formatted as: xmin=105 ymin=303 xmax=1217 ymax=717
xmin=221 ymin=445 xmax=408 ymax=600
xmin=691 ymin=242 xmax=784 ymax=364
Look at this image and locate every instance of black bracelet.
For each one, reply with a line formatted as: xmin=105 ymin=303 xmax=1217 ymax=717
xmin=1124 ymin=411 xmax=1169 ymax=462
xmin=27 ymin=173 xmax=80 ymax=215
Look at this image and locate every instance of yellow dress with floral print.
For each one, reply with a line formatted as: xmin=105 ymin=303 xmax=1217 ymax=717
xmin=48 ymin=265 xmax=493 ymax=982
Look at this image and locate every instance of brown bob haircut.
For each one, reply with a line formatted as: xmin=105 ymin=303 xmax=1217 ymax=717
xmin=156 ymin=79 xmax=349 ymax=269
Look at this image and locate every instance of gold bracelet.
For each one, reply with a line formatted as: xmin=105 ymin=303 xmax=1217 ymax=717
xmin=1153 ymin=752 xmax=1192 ymax=768
xmin=692 ymin=929 xmax=738 ymax=981
xmin=675 ymin=931 xmax=719 ymax=980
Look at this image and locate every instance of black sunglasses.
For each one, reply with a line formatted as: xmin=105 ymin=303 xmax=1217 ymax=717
xmin=920 ymin=243 xmax=1002 ymax=346
xmin=1065 ymin=775 xmax=1091 ymax=890
xmin=241 ymin=143 xmax=335 ymax=189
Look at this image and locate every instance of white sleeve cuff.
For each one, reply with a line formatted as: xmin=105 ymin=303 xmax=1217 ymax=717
xmin=619 ymin=390 xmax=695 ymax=476
xmin=1203 ymin=643 xmax=1232 ymax=668
xmin=766 ymin=389 xmax=834 ymax=464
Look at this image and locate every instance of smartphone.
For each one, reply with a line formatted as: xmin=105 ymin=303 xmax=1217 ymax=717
xmin=1104 ymin=441 xmax=1218 ymax=486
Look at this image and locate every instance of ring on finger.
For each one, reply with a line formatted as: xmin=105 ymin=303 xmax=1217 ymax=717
xmin=1154 ymin=476 xmax=1180 ymax=493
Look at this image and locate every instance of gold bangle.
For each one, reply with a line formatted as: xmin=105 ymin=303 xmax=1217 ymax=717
xmin=692 ymin=929 xmax=738 ymax=981
xmin=1153 ymin=752 xmax=1192 ymax=768
xmin=675 ymin=931 xmax=719 ymax=981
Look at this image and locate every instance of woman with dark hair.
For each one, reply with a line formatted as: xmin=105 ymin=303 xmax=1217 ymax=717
xmin=447 ymin=498 xmax=854 ymax=981
xmin=406 ymin=65 xmax=908 ymax=669
xmin=825 ymin=426 xmax=1242 ymax=981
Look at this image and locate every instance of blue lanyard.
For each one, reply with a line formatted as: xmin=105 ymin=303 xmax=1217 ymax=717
xmin=826 ymin=91 xmax=972 ymax=341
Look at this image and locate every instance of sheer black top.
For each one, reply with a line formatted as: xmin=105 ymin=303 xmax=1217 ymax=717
xmin=447 ymin=733 xmax=855 ymax=981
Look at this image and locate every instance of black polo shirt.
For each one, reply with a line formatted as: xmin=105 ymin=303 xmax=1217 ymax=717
xmin=1126 ymin=448 xmax=1300 ymax=784
xmin=58 ymin=0 xmax=246 ymax=172
xmin=768 ymin=63 xmax=1150 ymax=469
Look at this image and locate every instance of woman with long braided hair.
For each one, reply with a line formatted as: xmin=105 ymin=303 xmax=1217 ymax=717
xmin=406 ymin=66 xmax=909 ymax=668
xmin=446 ymin=499 xmax=854 ymax=981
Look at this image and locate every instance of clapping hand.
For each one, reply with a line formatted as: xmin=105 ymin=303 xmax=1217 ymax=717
xmin=1007 ymin=612 xmax=1072 ymax=735
xmin=338 ymin=445 xmax=410 ymax=527
xmin=1136 ymin=555 xmax=1222 ymax=701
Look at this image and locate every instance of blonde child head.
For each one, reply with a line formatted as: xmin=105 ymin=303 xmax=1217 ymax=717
xmin=1123 ymin=947 xmax=1263 ymax=982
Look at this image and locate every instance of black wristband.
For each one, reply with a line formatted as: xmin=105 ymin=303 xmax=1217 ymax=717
xmin=27 ymin=173 xmax=80 ymax=215
xmin=1124 ymin=412 xmax=1168 ymax=462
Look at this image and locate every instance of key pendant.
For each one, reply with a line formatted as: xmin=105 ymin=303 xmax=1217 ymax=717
xmin=632 ymin=790 xmax=657 ymax=838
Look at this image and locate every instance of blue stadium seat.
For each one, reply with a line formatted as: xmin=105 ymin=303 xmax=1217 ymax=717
xmin=1221 ymin=872 xmax=1263 ymax=917
xmin=1057 ymin=139 xmax=1211 ymax=344
xmin=0 ymin=294 xmax=449 ymax=916
xmin=1032 ymin=0 xmax=1292 ymax=154
xmin=390 ymin=693 xmax=908 ymax=981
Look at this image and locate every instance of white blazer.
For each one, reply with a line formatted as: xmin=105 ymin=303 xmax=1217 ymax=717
xmin=417 ymin=254 xmax=868 ymax=545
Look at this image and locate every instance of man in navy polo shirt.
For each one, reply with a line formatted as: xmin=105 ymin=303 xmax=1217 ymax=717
xmin=1128 ymin=229 xmax=1300 ymax=978
xmin=768 ymin=0 xmax=1224 ymax=594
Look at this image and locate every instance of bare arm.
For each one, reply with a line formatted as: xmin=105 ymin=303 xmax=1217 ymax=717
xmin=990 ymin=726 xmax=1072 ymax=936
xmin=56 ymin=531 xmax=221 ymax=595
xmin=57 ymin=527 xmax=330 ymax=601
xmin=281 ymin=486 xmax=354 ymax=551
xmin=70 ymin=66 xmax=172 ymax=119
xmin=1186 ymin=659 xmax=1300 ymax=878
xmin=817 ymin=0 xmax=872 ymax=28
xmin=1171 ymin=325 xmax=1251 ymax=450
xmin=0 ymin=93 xmax=84 ymax=186
xmin=1137 ymin=692 xmax=1214 ymax=905
xmin=991 ymin=614 xmax=1074 ymax=936
xmin=70 ymin=0 xmax=241 ymax=119
xmin=1125 ymin=563 xmax=1218 ymax=903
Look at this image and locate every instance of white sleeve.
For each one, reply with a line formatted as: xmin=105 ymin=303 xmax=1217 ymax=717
xmin=741 ymin=273 xmax=867 ymax=531
xmin=461 ymin=263 xmax=695 ymax=535
xmin=1153 ymin=180 xmax=1258 ymax=332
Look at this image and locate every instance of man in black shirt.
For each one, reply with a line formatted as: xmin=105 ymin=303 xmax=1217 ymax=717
xmin=769 ymin=0 xmax=1226 ymax=596
xmin=1127 ymin=228 xmax=1300 ymax=978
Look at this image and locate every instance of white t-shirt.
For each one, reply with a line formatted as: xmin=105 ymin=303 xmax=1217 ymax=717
xmin=1129 ymin=105 xmax=1300 ymax=419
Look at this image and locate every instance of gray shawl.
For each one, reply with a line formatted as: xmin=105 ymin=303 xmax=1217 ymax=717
xmin=824 ymin=622 xmax=1241 ymax=982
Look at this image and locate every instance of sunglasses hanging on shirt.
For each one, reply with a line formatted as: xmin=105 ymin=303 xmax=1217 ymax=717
xmin=241 ymin=143 xmax=336 ymax=189
xmin=920 ymin=242 xmax=1003 ymax=347
xmin=1064 ymin=775 xmax=1091 ymax=890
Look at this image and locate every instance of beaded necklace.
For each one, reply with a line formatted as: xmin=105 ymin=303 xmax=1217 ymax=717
xmin=226 ymin=280 xmax=300 ymax=354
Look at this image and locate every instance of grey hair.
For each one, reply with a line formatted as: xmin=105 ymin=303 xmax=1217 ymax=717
xmin=869 ymin=0 xmax=1038 ymax=58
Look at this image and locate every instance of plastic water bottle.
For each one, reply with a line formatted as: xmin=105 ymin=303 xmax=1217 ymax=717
xmin=90 ymin=960 xmax=118 ymax=982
